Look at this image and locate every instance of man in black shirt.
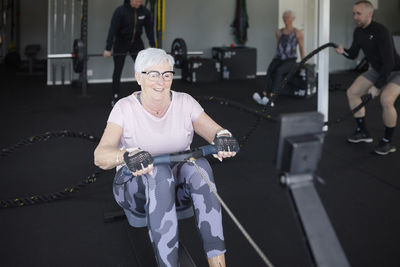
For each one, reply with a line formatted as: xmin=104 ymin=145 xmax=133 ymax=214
xmin=335 ymin=0 xmax=400 ymax=155
xmin=104 ymin=0 xmax=155 ymax=106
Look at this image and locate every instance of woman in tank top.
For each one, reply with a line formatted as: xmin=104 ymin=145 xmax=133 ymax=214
xmin=253 ymin=10 xmax=305 ymax=106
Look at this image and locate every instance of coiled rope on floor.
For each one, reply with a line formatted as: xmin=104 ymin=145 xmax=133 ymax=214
xmin=0 ymin=130 xmax=105 ymax=209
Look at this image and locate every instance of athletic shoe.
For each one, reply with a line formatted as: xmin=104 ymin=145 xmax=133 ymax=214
xmin=374 ymin=140 xmax=396 ymax=155
xmin=252 ymin=92 xmax=262 ymax=104
xmin=260 ymin=96 xmax=269 ymax=105
xmin=347 ymin=131 xmax=373 ymax=143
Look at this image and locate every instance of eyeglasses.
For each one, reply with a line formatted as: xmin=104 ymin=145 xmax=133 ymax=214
xmin=141 ymin=70 xmax=175 ymax=82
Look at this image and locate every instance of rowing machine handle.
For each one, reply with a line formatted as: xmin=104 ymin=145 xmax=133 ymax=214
xmin=153 ymin=145 xmax=217 ymax=165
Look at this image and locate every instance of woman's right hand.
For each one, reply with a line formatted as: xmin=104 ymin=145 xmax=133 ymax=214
xmin=123 ymin=150 xmax=154 ymax=176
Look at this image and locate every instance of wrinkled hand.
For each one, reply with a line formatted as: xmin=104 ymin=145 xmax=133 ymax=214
xmin=103 ymin=50 xmax=112 ymax=58
xmin=334 ymin=44 xmax=344 ymax=54
xmin=368 ymin=86 xmax=381 ymax=98
xmin=123 ymin=150 xmax=154 ymax=176
xmin=212 ymin=135 xmax=240 ymax=162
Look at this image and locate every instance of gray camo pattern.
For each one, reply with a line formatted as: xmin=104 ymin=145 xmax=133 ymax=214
xmin=113 ymin=157 xmax=225 ymax=267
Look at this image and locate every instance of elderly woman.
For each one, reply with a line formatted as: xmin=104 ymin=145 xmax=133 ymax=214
xmin=94 ymin=48 xmax=239 ymax=267
xmin=253 ymin=10 xmax=305 ymax=106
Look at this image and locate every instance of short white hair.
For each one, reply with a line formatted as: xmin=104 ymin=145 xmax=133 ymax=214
xmin=283 ymin=10 xmax=295 ymax=18
xmin=134 ymin=48 xmax=175 ymax=73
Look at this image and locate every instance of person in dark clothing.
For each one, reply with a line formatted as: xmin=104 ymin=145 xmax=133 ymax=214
xmin=252 ymin=10 xmax=305 ymax=106
xmin=335 ymin=0 xmax=400 ymax=155
xmin=104 ymin=0 xmax=156 ymax=107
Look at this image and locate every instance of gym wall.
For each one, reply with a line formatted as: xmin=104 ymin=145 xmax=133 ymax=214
xmin=14 ymin=0 xmax=400 ymax=84
xmin=85 ymin=0 xmax=279 ymax=83
xmin=20 ymin=0 xmax=48 ymax=60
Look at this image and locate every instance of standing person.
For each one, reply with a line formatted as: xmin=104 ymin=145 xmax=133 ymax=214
xmin=252 ymin=10 xmax=305 ymax=106
xmin=104 ymin=0 xmax=156 ymax=107
xmin=334 ymin=0 xmax=400 ymax=155
xmin=94 ymin=48 xmax=239 ymax=267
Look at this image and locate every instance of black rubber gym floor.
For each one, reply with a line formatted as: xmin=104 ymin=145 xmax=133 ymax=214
xmin=0 ymin=70 xmax=399 ymax=267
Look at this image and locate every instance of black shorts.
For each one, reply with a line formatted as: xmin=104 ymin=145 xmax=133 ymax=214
xmin=362 ymin=68 xmax=400 ymax=86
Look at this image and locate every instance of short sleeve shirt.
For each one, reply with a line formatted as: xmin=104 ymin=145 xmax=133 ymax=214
xmin=107 ymin=90 xmax=204 ymax=156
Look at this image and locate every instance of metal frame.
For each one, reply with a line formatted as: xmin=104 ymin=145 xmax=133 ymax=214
xmin=277 ymin=112 xmax=350 ymax=267
xmin=281 ymin=173 xmax=350 ymax=267
xmin=317 ymin=0 xmax=330 ymax=129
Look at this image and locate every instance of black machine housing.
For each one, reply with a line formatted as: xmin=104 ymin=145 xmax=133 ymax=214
xmin=212 ymin=46 xmax=257 ymax=80
xmin=182 ymin=57 xmax=221 ymax=83
xmin=276 ymin=111 xmax=324 ymax=173
xmin=279 ymin=63 xmax=317 ymax=98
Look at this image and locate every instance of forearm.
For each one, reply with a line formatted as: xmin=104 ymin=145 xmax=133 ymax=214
xmin=300 ymin=48 xmax=305 ymax=60
xmin=201 ymin=125 xmax=224 ymax=144
xmin=145 ymin=22 xmax=156 ymax=47
xmin=106 ymin=11 xmax=120 ymax=51
xmin=344 ymin=37 xmax=360 ymax=59
xmin=105 ymin=26 xmax=116 ymax=51
xmin=193 ymin=113 xmax=224 ymax=144
xmin=94 ymin=145 xmax=126 ymax=170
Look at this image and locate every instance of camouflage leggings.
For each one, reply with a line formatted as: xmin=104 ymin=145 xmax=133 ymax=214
xmin=113 ymin=157 xmax=226 ymax=267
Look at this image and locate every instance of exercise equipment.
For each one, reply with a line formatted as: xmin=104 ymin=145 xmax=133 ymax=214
xmin=324 ymin=93 xmax=372 ymax=126
xmin=170 ymin=38 xmax=187 ymax=68
xmin=48 ymin=38 xmax=202 ymax=73
xmin=270 ymin=42 xmax=339 ymax=103
xmin=107 ymin=144 xmax=273 ymax=267
xmin=277 ymin=111 xmax=350 ymax=267
xmin=155 ymin=0 xmax=165 ymax=48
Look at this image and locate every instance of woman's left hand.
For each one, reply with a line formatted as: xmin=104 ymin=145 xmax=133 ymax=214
xmin=212 ymin=134 xmax=240 ymax=162
xmin=124 ymin=150 xmax=154 ymax=176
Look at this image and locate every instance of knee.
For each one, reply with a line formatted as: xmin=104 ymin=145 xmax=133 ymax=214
xmin=380 ymin=94 xmax=395 ymax=110
xmin=195 ymin=158 xmax=212 ymax=172
xmin=191 ymin=158 xmax=213 ymax=180
xmin=346 ymin=87 xmax=358 ymax=99
xmin=182 ymin=158 xmax=214 ymax=187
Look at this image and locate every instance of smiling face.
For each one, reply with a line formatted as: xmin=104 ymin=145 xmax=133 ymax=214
xmin=135 ymin=60 xmax=173 ymax=102
xmin=352 ymin=3 xmax=373 ymax=28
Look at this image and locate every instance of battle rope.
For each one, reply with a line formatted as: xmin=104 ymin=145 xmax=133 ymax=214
xmin=191 ymin=158 xmax=273 ymax=267
xmin=273 ymin=42 xmax=339 ymax=101
xmin=0 ymin=130 xmax=105 ymax=209
xmin=324 ymin=93 xmax=372 ymax=126
xmin=275 ymin=42 xmax=374 ymax=126
xmin=195 ymin=96 xmax=275 ymax=150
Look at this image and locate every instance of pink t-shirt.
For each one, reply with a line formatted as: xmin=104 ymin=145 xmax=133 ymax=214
xmin=108 ymin=90 xmax=204 ymax=156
